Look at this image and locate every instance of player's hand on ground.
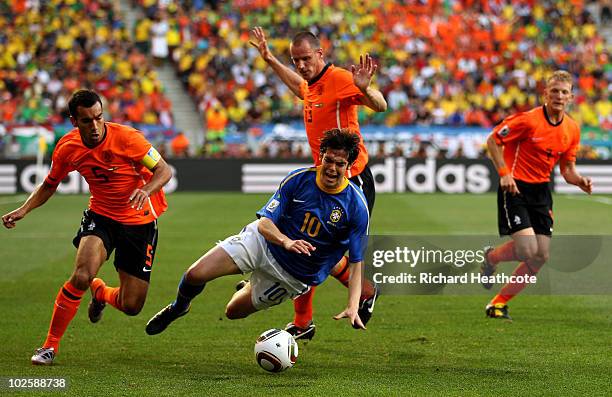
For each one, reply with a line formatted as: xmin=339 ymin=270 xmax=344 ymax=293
xmin=333 ymin=307 xmax=366 ymax=329
xmin=351 ymin=53 xmax=378 ymax=92
xmin=128 ymin=188 xmax=150 ymax=210
xmin=578 ymin=176 xmax=593 ymax=194
xmin=282 ymin=239 xmax=315 ymax=256
xmin=500 ymin=175 xmax=520 ymax=195
xmin=250 ymin=26 xmax=273 ymax=62
xmin=2 ymin=208 xmax=26 ymax=229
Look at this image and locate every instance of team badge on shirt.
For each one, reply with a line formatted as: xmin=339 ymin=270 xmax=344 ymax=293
xmin=102 ymin=150 xmax=114 ymax=163
xmin=330 ymin=208 xmax=343 ymax=223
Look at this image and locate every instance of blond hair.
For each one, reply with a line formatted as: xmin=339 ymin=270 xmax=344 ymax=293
xmin=546 ymin=70 xmax=573 ymax=89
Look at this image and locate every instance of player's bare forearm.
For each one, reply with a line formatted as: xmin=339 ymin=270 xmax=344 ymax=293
xmin=486 ymin=135 xmax=506 ymax=170
xmin=268 ymin=58 xmax=304 ymax=99
xmin=249 ymin=27 xmax=304 ymax=99
xmin=347 ymin=261 xmax=363 ymax=310
xmin=142 ymin=158 xmax=172 ymax=196
xmin=258 ymin=217 xmax=315 ymax=255
xmin=487 ymin=135 xmax=520 ymax=194
xmin=130 ymin=158 xmax=172 ymax=210
xmin=333 ymin=260 xmax=365 ymax=329
xmin=360 ymin=86 xmax=387 ymax=112
xmin=2 ymin=181 xmax=56 ymax=228
xmin=561 ymin=161 xmax=593 ymax=194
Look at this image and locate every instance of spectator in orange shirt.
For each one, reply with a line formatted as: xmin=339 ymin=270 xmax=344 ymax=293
xmin=171 ymin=131 xmax=190 ymax=157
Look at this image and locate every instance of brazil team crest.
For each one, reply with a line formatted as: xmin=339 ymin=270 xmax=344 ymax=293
xmin=330 ymin=208 xmax=342 ymax=223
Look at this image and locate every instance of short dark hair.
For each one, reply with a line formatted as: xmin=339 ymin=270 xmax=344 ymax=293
xmin=291 ymin=31 xmax=320 ymax=49
xmin=68 ymin=89 xmax=103 ymax=118
xmin=319 ymin=128 xmax=361 ymax=164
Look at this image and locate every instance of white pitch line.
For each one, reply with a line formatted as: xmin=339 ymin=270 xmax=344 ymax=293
xmin=0 ymin=195 xmax=27 ymax=205
xmin=565 ymin=195 xmax=612 ymax=205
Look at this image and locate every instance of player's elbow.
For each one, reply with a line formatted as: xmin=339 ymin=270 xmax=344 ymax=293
xmin=376 ymin=101 xmax=388 ymax=113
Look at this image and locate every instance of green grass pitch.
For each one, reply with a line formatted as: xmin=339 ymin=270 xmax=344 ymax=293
xmin=1 ymin=193 xmax=611 ymax=396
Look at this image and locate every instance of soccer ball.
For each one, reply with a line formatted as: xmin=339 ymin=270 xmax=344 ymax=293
xmin=254 ymin=329 xmax=298 ymax=372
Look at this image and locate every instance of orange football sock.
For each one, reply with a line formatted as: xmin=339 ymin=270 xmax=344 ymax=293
xmin=488 ymin=241 xmax=516 ymax=265
xmin=292 ymin=287 xmax=315 ymax=328
xmin=43 ymin=281 xmax=86 ymax=353
xmin=92 ymin=278 xmax=122 ymax=311
xmin=490 ymin=262 xmax=540 ymax=305
xmin=330 ymin=255 xmax=375 ymax=299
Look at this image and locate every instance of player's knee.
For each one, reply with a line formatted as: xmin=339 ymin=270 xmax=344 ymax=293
xmin=225 ymin=304 xmax=248 ymax=320
xmin=185 ymin=267 xmax=206 ymax=285
xmin=531 ymin=252 xmax=549 ymax=267
xmin=122 ymin=301 xmax=144 ymax=316
xmin=70 ymin=267 xmax=94 ymax=290
xmin=515 ymin=245 xmax=538 ymax=262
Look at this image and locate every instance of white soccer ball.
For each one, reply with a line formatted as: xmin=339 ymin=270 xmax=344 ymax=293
xmin=254 ymin=329 xmax=298 ymax=372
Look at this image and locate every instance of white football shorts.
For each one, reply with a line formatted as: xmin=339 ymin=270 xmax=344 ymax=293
xmin=218 ymin=220 xmax=309 ymax=310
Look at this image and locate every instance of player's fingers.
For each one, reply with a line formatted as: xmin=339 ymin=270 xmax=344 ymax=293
xmin=352 ymin=315 xmax=366 ymax=330
xmin=333 ymin=311 xmax=347 ymax=320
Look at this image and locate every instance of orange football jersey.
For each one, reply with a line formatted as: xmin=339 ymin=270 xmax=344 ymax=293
xmin=491 ymin=106 xmax=580 ymax=184
xmin=299 ymin=64 xmax=368 ymax=177
xmin=45 ymin=122 xmax=167 ymax=224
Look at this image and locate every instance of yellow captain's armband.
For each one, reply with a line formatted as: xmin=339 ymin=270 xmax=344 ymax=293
xmin=141 ymin=147 xmax=162 ymax=170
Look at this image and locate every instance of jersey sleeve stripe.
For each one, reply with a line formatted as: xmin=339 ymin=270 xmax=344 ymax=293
xmin=279 ymin=167 xmax=314 ymax=188
xmin=349 ymin=183 xmax=370 ymax=234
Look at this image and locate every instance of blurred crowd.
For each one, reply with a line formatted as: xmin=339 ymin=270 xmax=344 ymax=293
xmin=0 ymin=0 xmax=610 ymax=160
xmin=134 ymin=0 xmax=610 ymax=130
xmin=0 ymin=0 xmax=174 ymax=129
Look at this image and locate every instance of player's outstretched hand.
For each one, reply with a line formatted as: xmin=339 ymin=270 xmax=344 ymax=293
xmin=334 ymin=307 xmax=366 ymax=330
xmin=351 ymin=53 xmax=378 ymax=92
xmin=500 ymin=175 xmax=520 ymax=195
xmin=128 ymin=188 xmax=150 ymax=211
xmin=282 ymin=239 xmax=316 ymax=256
xmin=2 ymin=208 xmax=26 ymax=229
xmin=578 ymin=176 xmax=593 ymax=194
xmin=249 ymin=26 xmax=273 ymax=62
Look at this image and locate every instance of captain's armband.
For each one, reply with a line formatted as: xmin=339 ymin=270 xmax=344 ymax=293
xmin=141 ymin=147 xmax=162 ymax=170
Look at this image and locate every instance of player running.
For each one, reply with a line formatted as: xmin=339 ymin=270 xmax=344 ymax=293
xmin=481 ymin=70 xmax=592 ymax=320
xmin=145 ymin=129 xmax=370 ymax=335
xmin=250 ymin=26 xmax=387 ymax=339
xmin=2 ymin=90 xmax=172 ymax=365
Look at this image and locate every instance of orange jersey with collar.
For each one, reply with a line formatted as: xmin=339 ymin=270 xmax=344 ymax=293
xmin=299 ymin=64 xmax=368 ymax=177
xmin=491 ymin=106 xmax=580 ymax=184
xmin=45 ymin=122 xmax=168 ymax=225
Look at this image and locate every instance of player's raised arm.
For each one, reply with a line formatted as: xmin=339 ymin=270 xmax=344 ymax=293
xmin=250 ymin=26 xmax=305 ymax=99
xmin=333 ymin=260 xmax=365 ymax=329
xmin=486 ymin=134 xmax=520 ymax=195
xmin=560 ymin=160 xmax=593 ymax=194
xmin=351 ymin=54 xmax=387 ymax=112
xmin=258 ymin=216 xmax=315 ymax=256
xmin=2 ymin=181 xmax=57 ymax=229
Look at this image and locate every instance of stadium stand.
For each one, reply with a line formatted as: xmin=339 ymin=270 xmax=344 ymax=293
xmin=0 ymin=0 xmax=610 ymax=159
xmin=0 ymin=0 xmax=176 ymax=157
